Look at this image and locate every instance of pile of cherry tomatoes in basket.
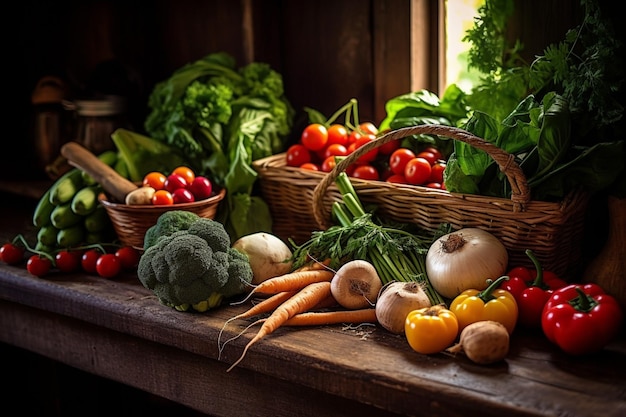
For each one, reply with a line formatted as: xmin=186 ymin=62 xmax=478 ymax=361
xmin=142 ymin=166 xmax=214 ymax=205
xmin=285 ymin=122 xmax=447 ymax=189
xmin=0 ymin=238 xmax=141 ymax=279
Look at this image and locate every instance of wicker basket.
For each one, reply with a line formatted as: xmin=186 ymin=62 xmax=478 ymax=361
xmin=99 ymin=187 xmax=226 ymax=250
xmin=253 ymin=124 xmax=590 ymax=278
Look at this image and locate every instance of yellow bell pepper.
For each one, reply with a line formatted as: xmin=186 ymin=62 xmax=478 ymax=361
xmin=450 ymin=276 xmax=518 ymax=334
xmin=405 ymin=305 xmax=459 ymax=354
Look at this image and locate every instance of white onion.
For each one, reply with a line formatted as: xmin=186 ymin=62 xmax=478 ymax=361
xmin=375 ymin=281 xmax=431 ymax=334
xmin=425 ymin=228 xmax=508 ymax=299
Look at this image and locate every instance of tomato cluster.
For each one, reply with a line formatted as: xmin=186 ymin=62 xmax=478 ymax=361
xmin=143 ymin=166 xmax=214 ymax=205
xmin=286 ymin=123 xmax=446 ymax=188
xmin=1 ymin=241 xmax=140 ymax=279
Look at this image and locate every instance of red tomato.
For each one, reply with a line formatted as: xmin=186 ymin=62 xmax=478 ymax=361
xmin=321 ymin=156 xmax=337 ymax=172
xmin=389 ymin=148 xmax=416 ymax=176
xmin=300 ymin=162 xmax=320 ymax=171
xmin=301 ymin=123 xmax=328 ymax=151
xmin=348 ymin=130 xmax=362 ymax=145
xmin=386 ymin=174 xmax=408 ymax=184
xmin=359 ymin=122 xmax=379 ymax=135
xmin=189 ymin=176 xmax=213 ymax=200
xmin=172 ymin=166 xmax=195 ymax=185
xmin=429 ymin=161 xmax=446 ymax=184
xmin=286 ymin=144 xmax=311 ymax=167
xmin=27 ymin=255 xmax=52 ymax=277
xmin=378 ymin=138 xmax=400 ymax=155
xmin=423 ymin=146 xmax=444 ymax=161
xmin=55 ymin=250 xmax=81 ymax=273
xmin=323 ymin=143 xmax=349 ymax=159
xmin=425 ymin=182 xmax=444 ymax=189
xmin=172 ymin=188 xmax=196 ymax=204
xmin=152 ymin=190 xmax=174 ymax=205
xmin=0 ymin=243 xmax=24 ymax=265
xmin=327 ymin=124 xmax=349 ymax=147
xmin=142 ymin=172 xmax=167 ymax=190
xmin=164 ymin=173 xmax=188 ymax=193
xmin=81 ymin=249 xmax=101 ymax=274
xmin=353 ymin=134 xmax=379 ymax=164
xmin=351 ymin=165 xmax=379 ymax=180
xmin=404 ymin=157 xmax=432 ymax=185
xmin=96 ymin=254 xmax=121 ymax=278
xmin=416 ymin=151 xmax=438 ymax=166
xmin=115 ymin=246 xmax=140 ymax=269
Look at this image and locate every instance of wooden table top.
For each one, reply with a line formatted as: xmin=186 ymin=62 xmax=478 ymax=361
xmin=1 ymin=193 xmax=625 ymax=417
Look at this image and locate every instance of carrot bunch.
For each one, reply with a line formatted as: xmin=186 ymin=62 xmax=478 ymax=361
xmin=220 ymin=260 xmax=377 ymax=372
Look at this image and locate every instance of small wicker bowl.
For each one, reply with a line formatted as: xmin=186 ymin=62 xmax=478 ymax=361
xmin=99 ymin=187 xmax=226 ymax=250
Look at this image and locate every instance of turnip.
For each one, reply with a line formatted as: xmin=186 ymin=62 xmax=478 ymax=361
xmin=232 ymin=232 xmax=293 ymax=285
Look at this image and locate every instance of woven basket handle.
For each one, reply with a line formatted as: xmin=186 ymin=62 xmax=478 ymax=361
xmin=312 ymin=124 xmax=530 ymax=229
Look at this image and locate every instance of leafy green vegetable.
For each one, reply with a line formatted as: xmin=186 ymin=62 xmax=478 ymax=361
xmin=111 ymin=128 xmax=188 ymax=182
xmin=143 ymin=52 xmax=295 ymax=240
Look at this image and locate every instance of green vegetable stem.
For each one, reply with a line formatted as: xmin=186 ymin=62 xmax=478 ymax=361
xmin=291 ymin=172 xmax=447 ymax=306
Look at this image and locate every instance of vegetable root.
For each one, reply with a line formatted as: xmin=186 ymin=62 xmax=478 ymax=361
xmin=226 ymin=281 xmax=332 ymax=372
xmin=447 ymin=320 xmax=509 ymax=365
xmin=331 ymin=260 xmax=382 ymax=309
xmin=375 ymin=281 xmax=432 ymax=334
xmin=283 ymin=308 xmax=377 ymax=326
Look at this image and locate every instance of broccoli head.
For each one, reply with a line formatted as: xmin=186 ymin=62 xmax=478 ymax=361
xmin=137 ymin=214 xmax=253 ymax=312
xmin=143 ymin=210 xmax=200 ymax=250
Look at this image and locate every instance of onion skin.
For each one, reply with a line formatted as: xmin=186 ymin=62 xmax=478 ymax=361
xmin=375 ymin=281 xmax=431 ymax=334
xmin=425 ymin=228 xmax=508 ymax=299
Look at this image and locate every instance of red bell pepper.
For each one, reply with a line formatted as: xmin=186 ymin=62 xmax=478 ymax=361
xmin=541 ymin=283 xmax=623 ymax=355
xmin=500 ymin=249 xmax=568 ymax=328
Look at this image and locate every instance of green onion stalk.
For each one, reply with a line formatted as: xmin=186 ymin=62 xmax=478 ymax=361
xmin=290 ymin=172 xmax=446 ymax=306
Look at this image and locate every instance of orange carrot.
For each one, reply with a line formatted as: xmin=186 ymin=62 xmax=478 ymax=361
xmin=283 ymin=308 xmax=377 ymax=327
xmin=226 ymin=281 xmax=332 ymax=372
xmin=310 ymin=293 xmax=340 ymax=310
xmin=234 ymin=269 xmax=335 ymax=305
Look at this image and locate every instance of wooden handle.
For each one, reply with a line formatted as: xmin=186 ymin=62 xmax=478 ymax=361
xmin=61 ymin=142 xmax=138 ymax=203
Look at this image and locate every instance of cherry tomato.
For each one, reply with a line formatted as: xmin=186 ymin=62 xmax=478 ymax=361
xmin=352 ymin=165 xmax=379 ymax=180
xmin=142 ymin=172 xmax=167 ymax=190
xmin=96 ymin=254 xmax=122 ymax=278
xmin=300 ymin=162 xmax=320 ymax=171
xmin=301 ymin=123 xmax=328 ymax=151
xmin=152 ymin=190 xmax=174 ymax=205
xmin=404 ymin=157 xmax=432 ymax=185
xmin=429 ymin=161 xmax=446 ymax=184
xmin=81 ymin=249 xmax=102 ymax=274
xmin=115 ymin=246 xmax=140 ymax=269
xmin=358 ymin=122 xmax=378 ymax=135
xmin=423 ymin=146 xmax=444 ymax=161
xmin=0 ymin=243 xmax=24 ymax=265
xmin=164 ymin=173 xmax=188 ymax=193
xmin=389 ymin=148 xmax=416 ymax=176
xmin=189 ymin=176 xmax=213 ymax=200
xmin=55 ymin=250 xmax=81 ymax=273
xmin=348 ymin=130 xmax=362 ymax=145
xmin=172 ymin=188 xmax=196 ymax=204
xmin=353 ymin=134 xmax=379 ymax=164
xmin=378 ymin=138 xmax=400 ymax=155
xmin=286 ymin=144 xmax=311 ymax=167
xmin=386 ymin=174 xmax=409 ymax=184
xmin=321 ymin=156 xmax=337 ymax=172
xmin=326 ymin=124 xmax=349 ymax=147
xmin=172 ymin=166 xmax=195 ymax=186
xmin=27 ymin=255 xmax=52 ymax=277
xmin=425 ymin=182 xmax=444 ymax=189
xmin=323 ymin=143 xmax=349 ymax=159
xmin=416 ymin=151 xmax=438 ymax=166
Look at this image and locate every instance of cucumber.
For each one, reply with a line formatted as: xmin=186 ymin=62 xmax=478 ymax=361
xmin=84 ymin=205 xmax=110 ymax=233
xmin=82 ymin=150 xmax=119 ymax=184
xmin=37 ymin=224 xmax=60 ymax=248
xmin=71 ymin=185 xmax=100 ymax=216
xmin=57 ymin=224 xmax=85 ymax=248
xmin=49 ymin=168 xmax=84 ymax=205
xmin=50 ymin=202 xmax=83 ymax=229
xmin=32 ymin=188 xmax=55 ymax=228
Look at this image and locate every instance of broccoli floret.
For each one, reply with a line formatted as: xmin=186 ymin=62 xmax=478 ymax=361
xmin=137 ymin=215 xmax=253 ymax=312
xmin=143 ymin=210 xmax=200 ymax=250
